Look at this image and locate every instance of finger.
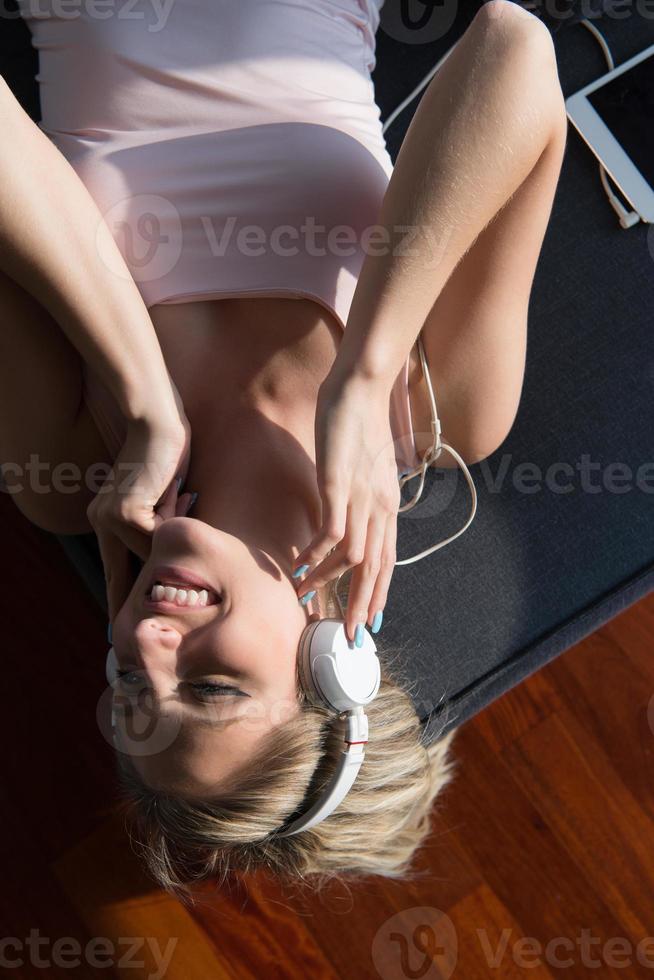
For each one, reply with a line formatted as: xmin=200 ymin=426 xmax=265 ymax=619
xmin=154 ymin=475 xmax=182 ymax=523
xmin=174 ymin=491 xmax=195 ymax=517
xmin=295 ymin=498 xmax=368 ymax=613
xmin=111 ymin=482 xmax=175 ymax=547
xmin=344 ymin=513 xmax=387 ymax=644
xmin=365 ymin=511 xmax=397 ymax=632
xmin=95 ymin=498 xmax=153 ymax=563
xmin=293 ymin=486 xmax=349 ymax=573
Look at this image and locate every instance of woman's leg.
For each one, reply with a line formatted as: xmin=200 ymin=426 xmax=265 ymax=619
xmin=0 ymin=266 xmax=110 ymax=534
xmin=351 ymin=0 xmax=568 ymax=465
xmin=0 ymin=73 xmax=113 ymax=532
xmin=409 ymin=2 xmax=568 ymax=464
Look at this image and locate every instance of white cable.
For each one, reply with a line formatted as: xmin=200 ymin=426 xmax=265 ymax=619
xmin=394 ymin=333 xmax=477 ymax=565
xmin=579 ymin=16 xmax=614 ymax=68
xmin=578 ymin=18 xmax=641 ymax=228
xmin=331 ymin=333 xmax=478 ymax=608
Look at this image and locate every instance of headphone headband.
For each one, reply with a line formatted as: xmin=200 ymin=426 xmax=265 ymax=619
xmin=276 ymin=618 xmax=379 ymax=837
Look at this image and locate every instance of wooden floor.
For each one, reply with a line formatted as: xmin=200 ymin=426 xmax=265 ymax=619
xmin=3 ymin=492 xmax=653 ymax=979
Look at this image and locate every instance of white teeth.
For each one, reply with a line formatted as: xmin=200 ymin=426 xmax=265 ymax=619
xmin=149 ymin=582 xmax=213 ymax=606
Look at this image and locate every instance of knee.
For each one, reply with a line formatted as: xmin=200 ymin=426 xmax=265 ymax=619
xmin=470 ymin=1 xmax=565 ymax=118
xmin=471 ymin=1 xmax=558 ymax=64
xmin=438 ymin=404 xmax=520 ymax=468
xmin=454 ymin=426 xmax=515 ymax=468
xmin=2 ymin=470 xmax=93 ymax=536
xmin=473 ymin=0 xmax=551 ymax=33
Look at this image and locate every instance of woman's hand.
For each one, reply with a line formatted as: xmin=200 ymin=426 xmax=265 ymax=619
xmin=87 ymin=396 xmax=195 ymax=623
xmin=292 ymin=369 xmax=401 ymax=644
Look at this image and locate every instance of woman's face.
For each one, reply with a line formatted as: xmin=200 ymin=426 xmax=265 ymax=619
xmin=110 ymin=516 xmax=314 ymax=797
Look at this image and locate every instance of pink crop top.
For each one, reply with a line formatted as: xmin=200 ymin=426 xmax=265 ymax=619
xmin=18 ymin=0 xmax=421 ymax=474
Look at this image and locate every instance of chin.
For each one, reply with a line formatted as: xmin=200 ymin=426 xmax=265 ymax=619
xmin=153 ymin=515 xmax=219 ymax=551
xmin=155 ymin=515 xmax=198 ymax=538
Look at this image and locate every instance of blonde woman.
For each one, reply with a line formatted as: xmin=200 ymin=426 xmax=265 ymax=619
xmin=1 ymin=0 xmax=567 ymax=895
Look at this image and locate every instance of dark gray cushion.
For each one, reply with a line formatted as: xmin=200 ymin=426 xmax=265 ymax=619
xmin=6 ymin=0 xmax=651 ymax=740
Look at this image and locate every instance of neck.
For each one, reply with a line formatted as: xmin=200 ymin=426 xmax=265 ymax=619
xmin=183 ymin=390 xmax=323 ymax=573
xmin=150 ymin=295 xmax=342 ymax=572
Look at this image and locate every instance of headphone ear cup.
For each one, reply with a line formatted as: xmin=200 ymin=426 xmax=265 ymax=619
xmin=105 ymin=647 xmax=119 ymax=748
xmin=297 ymin=621 xmax=324 ymax=707
xmin=297 ymin=618 xmax=381 ymax=713
xmin=106 ymin=646 xmax=119 ymax=686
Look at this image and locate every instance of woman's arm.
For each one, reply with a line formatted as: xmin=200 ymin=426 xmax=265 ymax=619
xmin=0 ymin=75 xmax=179 ymax=427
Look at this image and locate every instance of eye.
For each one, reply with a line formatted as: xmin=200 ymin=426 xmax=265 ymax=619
xmin=114 ymin=671 xmax=247 ymax=699
xmin=188 ymin=682 xmax=248 ymax=700
xmin=115 ymin=669 xmax=144 ymax=688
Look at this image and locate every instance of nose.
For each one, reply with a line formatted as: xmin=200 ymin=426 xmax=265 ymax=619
xmin=133 ymin=617 xmax=182 ymax=653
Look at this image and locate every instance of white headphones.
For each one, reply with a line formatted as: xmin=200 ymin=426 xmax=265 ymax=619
xmin=105 ymin=645 xmax=122 ymax=751
xmin=276 ymin=616 xmax=381 ymax=836
xmin=104 ymin=619 xmax=381 ymax=838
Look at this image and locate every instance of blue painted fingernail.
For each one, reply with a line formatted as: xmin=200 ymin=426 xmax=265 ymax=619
xmin=175 ymin=476 xmax=183 ymax=491
xmin=188 ymin=491 xmax=199 ymax=512
xmin=299 ymin=590 xmax=316 ymax=606
xmin=292 ymin=563 xmax=309 ymax=578
xmin=371 ymin=610 xmax=383 ymax=634
xmin=107 ymin=622 xmax=113 ymax=644
xmin=355 ymin=623 xmax=365 ymax=648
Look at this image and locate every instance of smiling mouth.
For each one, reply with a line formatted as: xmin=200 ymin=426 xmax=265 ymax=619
xmin=144 ymin=564 xmax=222 ymax=609
xmin=144 ymin=581 xmax=222 ymax=608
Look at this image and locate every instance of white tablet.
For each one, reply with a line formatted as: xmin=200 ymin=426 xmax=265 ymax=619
xmin=565 ymin=42 xmax=654 ymax=222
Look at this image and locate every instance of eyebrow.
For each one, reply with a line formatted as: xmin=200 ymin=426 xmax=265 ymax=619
xmin=116 ymin=699 xmax=250 ymax=731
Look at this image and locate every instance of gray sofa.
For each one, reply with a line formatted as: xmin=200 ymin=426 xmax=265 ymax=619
xmin=8 ymin=0 xmax=653 ymax=742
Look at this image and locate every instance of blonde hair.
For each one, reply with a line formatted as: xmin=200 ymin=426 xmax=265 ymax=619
xmin=114 ymin=579 xmax=459 ymax=901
